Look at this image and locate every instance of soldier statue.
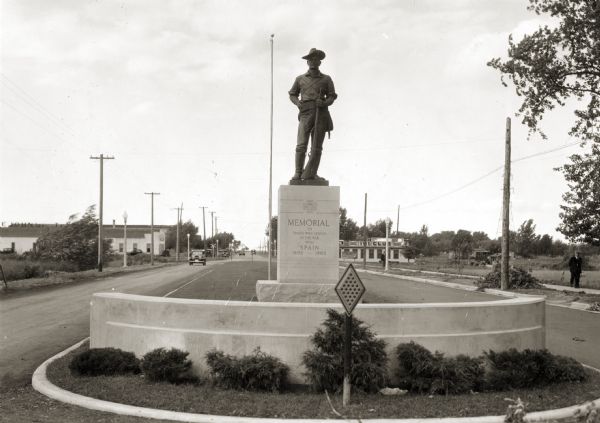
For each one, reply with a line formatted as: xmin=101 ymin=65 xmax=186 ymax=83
xmin=288 ymin=48 xmax=337 ymax=184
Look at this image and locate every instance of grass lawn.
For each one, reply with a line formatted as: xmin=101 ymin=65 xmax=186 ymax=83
xmin=390 ymin=255 xmax=600 ymax=290
xmin=46 ymin=343 xmax=600 ymax=420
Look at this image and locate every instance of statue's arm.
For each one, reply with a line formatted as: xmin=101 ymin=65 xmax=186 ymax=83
xmin=318 ymin=76 xmax=337 ymax=107
xmin=288 ymin=78 xmax=301 ymax=108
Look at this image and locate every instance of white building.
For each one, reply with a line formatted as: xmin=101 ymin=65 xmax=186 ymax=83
xmin=0 ymin=224 xmax=168 ymax=255
xmin=339 ymin=237 xmax=410 ymax=263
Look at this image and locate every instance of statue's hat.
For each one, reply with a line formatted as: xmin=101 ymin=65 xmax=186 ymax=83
xmin=302 ymin=48 xmax=326 ymax=60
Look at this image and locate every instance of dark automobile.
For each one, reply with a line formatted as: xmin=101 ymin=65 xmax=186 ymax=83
xmin=189 ymin=249 xmax=207 ymax=266
xmin=128 ymin=248 xmax=144 ymax=256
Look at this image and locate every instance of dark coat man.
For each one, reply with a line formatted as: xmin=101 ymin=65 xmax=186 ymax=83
xmin=568 ymin=252 xmax=583 ymax=288
xmin=288 ymin=48 xmax=337 ymax=182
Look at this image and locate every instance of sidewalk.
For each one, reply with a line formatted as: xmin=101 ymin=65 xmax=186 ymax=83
xmin=542 ymin=283 xmax=600 ymax=296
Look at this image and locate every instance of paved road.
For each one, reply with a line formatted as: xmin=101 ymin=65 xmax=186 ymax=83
xmin=0 ymin=262 xmax=220 ymax=385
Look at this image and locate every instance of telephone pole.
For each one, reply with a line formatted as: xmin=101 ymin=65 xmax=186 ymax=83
xmin=171 ymin=204 xmax=183 ymax=261
xmin=396 ymin=205 xmax=400 ymax=234
xmin=90 ymin=154 xmax=114 ymax=272
xmin=199 ymin=206 xmax=208 ymax=252
xmin=210 ymin=211 xmax=215 ymax=237
xmin=363 ymin=193 xmax=368 ymax=270
xmin=145 ymin=192 xmax=160 ymax=265
xmin=501 ymin=117 xmax=511 ymax=290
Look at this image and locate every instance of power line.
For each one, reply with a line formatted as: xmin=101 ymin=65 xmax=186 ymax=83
xmin=398 ymin=140 xmax=581 ymax=211
xmin=1 ymin=73 xmax=77 ymax=137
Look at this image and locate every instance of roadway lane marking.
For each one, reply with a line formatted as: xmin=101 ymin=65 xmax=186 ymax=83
xmin=163 ymin=269 xmax=214 ymax=298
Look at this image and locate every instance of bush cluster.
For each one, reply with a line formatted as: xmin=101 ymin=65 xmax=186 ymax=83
xmin=395 ymin=343 xmax=587 ymax=394
xmin=302 ymin=309 xmax=388 ymax=393
xmin=396 ymin=342 xmax=484 ymax=394
xmin=69 ymin=348 xmax=140 ymax=376
xmin=477 ymin=265 xmax=542 ymax=290
xmin=205 ymin=348 xmax=289 ymax=392
xmin=0 ymin=258 xmax=78 ymax=281
xmin=140 ymin=348 xmax=197 ymax=384
xmin=484 ymin=348 xmax=587 ymax=390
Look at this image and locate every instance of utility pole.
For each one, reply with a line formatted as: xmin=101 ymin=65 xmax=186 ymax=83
xmin=210 ymin=211 xmax=215 ymax=238
xmin=396 ymin=205 xmax=400 ymax=234
xmin=199 ymin=206 xmax=208 ymax=252
xmin=385 ymin=218 xmax=391 ymax=272
xmin=123 ymin=211 xmax=128 ymax=267
xmin=215 ymin=216 xmax=218 ymax=235
xmin=268 ymin=34 xmax=275 ymax=281
xmin=172 ymin=204 xmax=183 ymax=262
xmin=363 ymin=193 xmax=368 ymax=270
xmin=144 ymin=192 xmax=160 ymax=265
xmin=90 ymin=154 xmax=114 ymax=272
xmin=501 ymin=117 xmax=511 ymax=290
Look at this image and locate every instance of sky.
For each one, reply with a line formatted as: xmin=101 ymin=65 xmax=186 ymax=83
xmin=0 ymin=0 xmax=591 ymax=249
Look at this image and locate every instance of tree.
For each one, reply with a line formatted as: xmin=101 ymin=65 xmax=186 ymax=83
xmin=538 ymin=234 xmax=554 ymax=255
xmin=339 ymin=207 xmax=359 ymax=241
xmin=166 ymin=220 xmax=199 ymax=251
xmin=210 ymin=232 xmax=235 ymax=250
xmin=488 ymin=0 xmax=600 ymax=144
xmin=472 ymin=231 xmax=490 ymax=247
xmin=452 ymin=230 xmax=473 ymax=259
xmin=557 ymin=145 xmax=600 ymax=246
xmin=265 ymin=216 xmax=278 ymax=243
xmin=551 ymin=239 xmax=569 ymax=256
xmin=515 ymin=219 xmax=540 ymax=257
xmin=35 ymin=205 xmax=111 ymax=270
xmin=430 ymin=231 xmax=456 ymax=254
xmin=410 ymin=225 xmax=433 ymax=256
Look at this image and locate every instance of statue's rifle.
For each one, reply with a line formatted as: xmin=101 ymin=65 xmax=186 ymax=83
xmin=312 ymin=88 xmax=323 ymax=141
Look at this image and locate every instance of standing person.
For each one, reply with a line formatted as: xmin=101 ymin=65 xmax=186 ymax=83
xmin=288 ymin=48 xmax=337 ymax=182
xmin=380 ymin=252 xmax=386 ymax=268
xmin=568 ymin=251 xmax=583 ymax=288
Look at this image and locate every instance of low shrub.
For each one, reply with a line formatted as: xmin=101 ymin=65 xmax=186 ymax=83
xmin=205 ymin=348 xmax=289 ymax=392
xmin=395 ymin=342 xmax=484 ymax=395
xmin=0 ymin=258 xmax=78 ymax=281
xmin=141 ymin=348 xmax=197 ymax=384
xmin=302 ymin=308 xmax=388 ymax=393
xmin=69 ymin=348 xmax=140 ymax=376
xmin=484 ymin=348 xmax=587 ymax=390
xmin=477 ymin=265 xmax=543 ymax=290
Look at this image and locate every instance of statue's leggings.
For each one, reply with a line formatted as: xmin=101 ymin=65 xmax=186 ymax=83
xmin=295 ymin=108 xmax=328 ymax=178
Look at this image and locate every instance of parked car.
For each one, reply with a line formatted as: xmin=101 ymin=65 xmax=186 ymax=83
xmin=189 ymin=249 xmax=206 ymax=266
xmin=238 ymin=250 xmax=245 ymax=256
xmin=128 ymin=248 xmax=144 ymax=256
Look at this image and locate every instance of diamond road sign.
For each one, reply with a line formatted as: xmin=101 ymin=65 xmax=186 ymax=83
xmin=335 ymin=263 xmax=366 ymax=315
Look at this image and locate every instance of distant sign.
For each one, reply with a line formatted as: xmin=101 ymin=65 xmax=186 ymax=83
xmin=335 ymin=263 xmax=365 ymax=315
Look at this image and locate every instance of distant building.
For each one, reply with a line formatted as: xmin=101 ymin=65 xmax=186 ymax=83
xmin=0 ymin=223 xmax=168 ymax=255
xmin=0 ymin=224 xmax=61 ymax=254
xmin=339 ymin=237 xmax=409 ymax=263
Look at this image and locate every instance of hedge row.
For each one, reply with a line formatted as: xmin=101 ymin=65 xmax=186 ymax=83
xmin=70 ymin=310 xmax=587 ymax=394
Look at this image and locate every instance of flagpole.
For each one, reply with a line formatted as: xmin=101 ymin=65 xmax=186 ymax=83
xmin=268 ymin=34 xmax=274 ymax=280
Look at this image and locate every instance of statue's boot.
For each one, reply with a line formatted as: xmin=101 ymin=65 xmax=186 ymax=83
xmin=291 ymin=152 xmax=305 ymax=180
xmin=301 ymin=151 xmax=321 ymax=179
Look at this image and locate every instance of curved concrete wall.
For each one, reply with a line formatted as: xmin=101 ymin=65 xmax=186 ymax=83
xmin=90 ymin=293 xmax=545 ymax=383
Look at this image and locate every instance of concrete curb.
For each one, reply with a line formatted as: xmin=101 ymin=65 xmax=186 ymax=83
xmin=33 ymin=339 xmax=600 ymax=423
xmin=355 ymin=267 xmax=598 ymax=313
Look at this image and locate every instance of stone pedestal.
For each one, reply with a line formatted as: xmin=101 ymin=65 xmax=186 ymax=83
xmin=257 ymin=185 xmax=340 ymax=302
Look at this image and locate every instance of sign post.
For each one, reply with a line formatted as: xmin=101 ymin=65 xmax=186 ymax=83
xmin=335 ymin=263 xmax=366 ymax=407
